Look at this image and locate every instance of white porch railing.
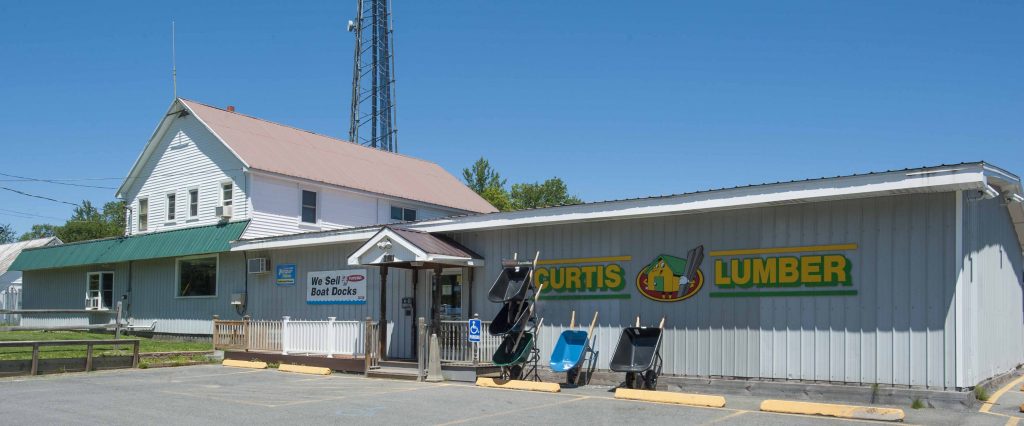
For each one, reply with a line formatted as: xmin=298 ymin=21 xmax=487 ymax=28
xmin=281 ymin=317 xmax=365 ymax=357
xmin=437 ymin=320 xmax=501 ymax=365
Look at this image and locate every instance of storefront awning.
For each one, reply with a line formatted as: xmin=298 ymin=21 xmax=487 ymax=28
xmin=347 ymin=226 xmax=484 ymax=268
xmin=10 ymin=221 xmax=249 ymax=271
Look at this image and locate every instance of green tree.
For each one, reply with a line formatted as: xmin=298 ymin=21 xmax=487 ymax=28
xmin=462 ymin=157 xmax=513 ymax=211
xmin=19 ymin=224 xmax=58 ymax=241
xmin=509 ymin=178 xmax=582 ymax=210
xmin=20 ymin=200 xmax=126 ymax=243
xmin=0 ymin=224 xmax=16 ymax=244
xmin=462 ymin=157 xmax=506 ymax=193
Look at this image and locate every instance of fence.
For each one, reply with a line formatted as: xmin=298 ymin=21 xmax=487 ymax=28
xmin=436 ymin=319 xmax=501 ymax=365
xmin=212 ymin=316 xmax=377 ymax=361
xmin=0 ymin=286 xmax=20 ymax=326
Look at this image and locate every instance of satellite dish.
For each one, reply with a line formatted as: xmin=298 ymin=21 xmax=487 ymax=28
xmin=347 ymin=20 xmax=356 ymax=32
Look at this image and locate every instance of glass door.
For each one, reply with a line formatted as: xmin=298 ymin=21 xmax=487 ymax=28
xmin=437 ymin=271 xmax=463 ymax=321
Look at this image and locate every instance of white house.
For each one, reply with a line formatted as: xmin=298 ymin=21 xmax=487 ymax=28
xmin=115 ymin=99 xmax=497 ymax=239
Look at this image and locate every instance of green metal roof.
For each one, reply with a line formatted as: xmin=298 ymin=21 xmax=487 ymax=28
xmin=9 ymin=221 xmax=249 ymax=271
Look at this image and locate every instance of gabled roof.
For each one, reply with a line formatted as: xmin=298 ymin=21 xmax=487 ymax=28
xmin=0 ymin=237 xmax=61 ymax=273
xmin=117 ymin=99 xmax=497 ymax=214
xmin=10 ymin=221 xmax=248 ymax=271
xmin=347 ymin=226 xmax=484 ymax=267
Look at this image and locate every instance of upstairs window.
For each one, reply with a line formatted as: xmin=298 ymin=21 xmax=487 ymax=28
xmin=86 ymin=272 xmax=114 ymax=310
xmin=188 ymin=189 xmax=199 ymax=217
xmin=301 ymin=190 xmax=318 ymax=224
xmin=138 ymin=198 xmax=148 ymax=231
xmin=166 ymin=193 xmax=176 ymax=221
xmin=221 ymin=183 xmax=233 ymax=207
xmin=390 ymin=206 xmax=417 ymax=222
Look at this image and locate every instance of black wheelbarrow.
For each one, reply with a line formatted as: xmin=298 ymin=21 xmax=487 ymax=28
xmin=608 ymin=324 xmax=663 ymax=390
xmin=487 ymin=264 xmax=534 ymax=303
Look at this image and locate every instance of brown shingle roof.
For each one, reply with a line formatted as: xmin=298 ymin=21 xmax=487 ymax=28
xmin=180 ymin=99 xmax=497 ymax=214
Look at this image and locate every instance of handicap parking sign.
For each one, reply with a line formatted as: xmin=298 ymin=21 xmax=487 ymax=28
xmin=467 ymin=318 xmax=482 ymax=343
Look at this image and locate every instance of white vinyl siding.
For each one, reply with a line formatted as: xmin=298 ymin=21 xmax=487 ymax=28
xmin=243 ymin=172 xmax=461 ymax=239
xmin=121 ymin=114 xmax=247 ymax=234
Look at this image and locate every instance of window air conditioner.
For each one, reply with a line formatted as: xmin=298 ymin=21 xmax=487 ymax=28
xmin=85 ymin=297 xmax=101 ymax=310
xmin=215 ymin=205 xmax=233 ymax=219
xmin=247 ymin=258 xmax=269 ymax=274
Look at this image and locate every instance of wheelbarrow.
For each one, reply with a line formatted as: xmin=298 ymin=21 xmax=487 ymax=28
xmin=488 ymin=300 xmax=532 ymax=336
xmin=608 ymin=317 xmax=664 ymax=390
xmin=549 ymin=311 xmax=598 ymax=385
xmin=493 ymin=331 xmax=539 ymax=380
xmin=487 ymin=258 xmax=536 ymax=303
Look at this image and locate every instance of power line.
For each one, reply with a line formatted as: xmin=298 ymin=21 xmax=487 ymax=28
xmin=0 ymin=208 xmax=65 ymax=221
xmin=0 ymin=169 xmax=245 ymax=185
xmin=0 ymin=172 xmax=116 ymax=189
xmin=0 ymin=186 xmax=79 ymax=206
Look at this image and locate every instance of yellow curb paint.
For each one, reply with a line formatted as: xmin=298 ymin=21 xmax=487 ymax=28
xmin=760 ymin=400 xmax=904 ymax=422
xmin=981 ymin=375 xmax=1024 ymax=414
xmin=613 ymin=388 xmax=726 ymax=408
xmin=222 ymin=359 xmax=268 ymax=369
xmin=474 ymin=378 xmax=560 ymax=393
xmin=278 ymin=364 xmax=332 ymax=375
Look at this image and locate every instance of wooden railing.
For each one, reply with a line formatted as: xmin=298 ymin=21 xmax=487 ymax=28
xmin=211 ymin=316 xmax=247 ymax=350
xmin=0 ymin=339 xmax=140 ymax=375
xmin=364 ymin=318 xmax=381 ymax=372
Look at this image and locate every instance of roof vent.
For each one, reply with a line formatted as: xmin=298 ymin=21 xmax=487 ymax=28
xmin=227 ymin=105 xmax=236 ymax=113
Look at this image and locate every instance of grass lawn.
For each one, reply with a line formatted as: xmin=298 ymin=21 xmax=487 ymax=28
xmin=0 ymin=331 xmax=211 ymax=361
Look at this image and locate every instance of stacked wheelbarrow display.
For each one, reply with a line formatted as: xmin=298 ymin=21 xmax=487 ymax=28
xmin=487 ymin=253 xmax=543 ymax=381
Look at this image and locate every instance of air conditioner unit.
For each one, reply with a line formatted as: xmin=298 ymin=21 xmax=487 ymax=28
xmin=85 ymin=297 xmax=101 ymax=310
xmin=215 ymin=205 xmax=233 ymax=219
xmin=247 ymin=258 xmax=269 ymax=274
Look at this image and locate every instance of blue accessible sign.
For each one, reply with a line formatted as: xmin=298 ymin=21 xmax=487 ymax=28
xmin=467 ymin=318 xmax=482 ymax=343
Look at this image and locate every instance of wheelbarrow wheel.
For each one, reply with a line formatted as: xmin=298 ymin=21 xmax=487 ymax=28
xmin=624 ymin=372 xmax=636 ymax=389
xmin=642 ymin=370 xmax=658 ymax=390
xmin=509 ymin=365 xmax=523 ymax=380
xmin=566 ymin=367 xmax=579 ymax=385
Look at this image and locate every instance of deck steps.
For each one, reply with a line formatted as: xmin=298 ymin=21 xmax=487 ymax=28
xmin=366 ymin=366 xmax=420 ymax=381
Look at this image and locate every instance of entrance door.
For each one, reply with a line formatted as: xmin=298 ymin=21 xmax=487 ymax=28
xmin=437 ymin=272 xmax=464 ymax=321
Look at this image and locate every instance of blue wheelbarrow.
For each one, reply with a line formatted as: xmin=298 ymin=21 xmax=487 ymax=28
xmin=548 ymin=311 xmax=598 ymax=385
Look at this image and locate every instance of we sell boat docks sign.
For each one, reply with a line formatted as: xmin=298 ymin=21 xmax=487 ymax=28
xmin=307 ymin=269 xmax=368 ymax=305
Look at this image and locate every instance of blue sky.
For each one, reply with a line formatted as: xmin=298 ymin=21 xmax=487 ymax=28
xmin=0 ymin=1 xmax=1021 ymax=235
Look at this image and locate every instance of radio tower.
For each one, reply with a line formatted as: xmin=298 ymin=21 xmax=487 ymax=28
xmin=348 ymin=0 xmax=398 ymax=152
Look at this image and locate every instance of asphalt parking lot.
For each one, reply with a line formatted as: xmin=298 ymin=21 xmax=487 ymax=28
xmin=0 ymin=365 xmax=1020 ymax=425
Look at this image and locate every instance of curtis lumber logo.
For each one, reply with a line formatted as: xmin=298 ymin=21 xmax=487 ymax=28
xmin=635 ymin=245 xmax=705 ymax=302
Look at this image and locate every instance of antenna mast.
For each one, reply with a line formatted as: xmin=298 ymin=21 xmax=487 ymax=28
xmin=348 ymin=0 xmax=398 ymax=152
xmin=172 ymin=20 xmax=178 ymax=99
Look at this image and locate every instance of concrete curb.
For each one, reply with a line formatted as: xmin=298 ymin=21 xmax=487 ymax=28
xmin=278 ymin=364 xmax=332 ymax=375
xmin=614 ymin=388 xmax=726 ymax=408
xmin=475 ymin=378 xmax=561 ymax=393
xmin=222 ymin=360 xmax=267 ymax=369
xmin=760 ymin=399 xmax=905 ymax=422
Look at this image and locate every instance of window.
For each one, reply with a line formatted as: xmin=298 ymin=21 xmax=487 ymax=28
xmin=166 ymin=193 xmax=176 ymax=221
xmin=390 ymin=206 xmax=417 ymax=221
xmin=178 ymin=256 xmax=217 ymax=297
xmin=86 ymin=272 xmax=114 ymax=310
xmin=188 ymin=189 xmax=199 ymax=217
xmin=138 ymin=198 xmax=148 ymax=231
xmin=221 ymin=182 xmax=233 ymax=206
xmin=301 ymin=190 xmax=317 ymax=224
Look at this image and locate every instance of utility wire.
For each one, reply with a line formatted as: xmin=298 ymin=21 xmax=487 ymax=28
xmin=0 ymin=169 xmax=245 ymax=184
xmin=0 ymin=186 xmax=79 ymax=206
xmin=0 ymin=172 xmax=116 ymax=189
